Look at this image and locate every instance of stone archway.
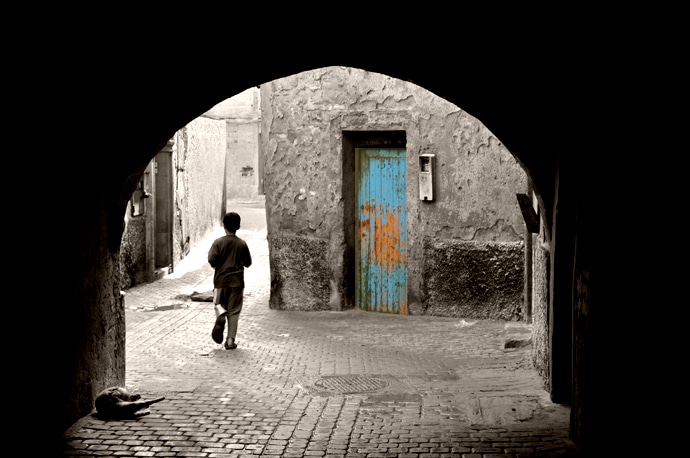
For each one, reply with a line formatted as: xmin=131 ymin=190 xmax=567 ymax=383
xmin=42 ymin=44 xmax=611 ymax=457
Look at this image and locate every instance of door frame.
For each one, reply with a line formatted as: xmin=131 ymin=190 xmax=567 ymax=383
xmin=342 ymin=131 xmax=407 ymax=311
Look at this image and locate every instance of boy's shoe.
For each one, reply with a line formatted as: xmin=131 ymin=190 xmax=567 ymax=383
xmin=224 ymin=339 xmax=238 ymax=350
xmin=211 ymin=316 xmax=225 ymax=344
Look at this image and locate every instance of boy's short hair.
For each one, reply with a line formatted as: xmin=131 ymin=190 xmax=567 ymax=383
xmin=223 ymin=212 xmax=241 ymax=232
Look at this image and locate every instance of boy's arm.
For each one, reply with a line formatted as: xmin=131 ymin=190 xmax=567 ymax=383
xmin=208 ymin=242 xmax=219 ymax=268
xmin=243 ymin=244 xmax=252 ymax=268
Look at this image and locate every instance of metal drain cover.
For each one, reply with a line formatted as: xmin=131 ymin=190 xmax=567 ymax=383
xmin=313 ymin=375 xmax=390 ymax=394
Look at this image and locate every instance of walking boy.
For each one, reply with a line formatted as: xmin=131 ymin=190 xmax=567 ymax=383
xmin=208 ymin=212 xmax=252 ymax=349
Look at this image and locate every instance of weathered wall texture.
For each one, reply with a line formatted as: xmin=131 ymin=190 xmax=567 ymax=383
xmin=119 ymin=205 xmax=148 ymax=288
xmin=531 ymin=225 xmax=551 ymax=388
xmin=66 ymin=208 xmax=127 ymax=439
xmin=261 ymin=66 xmax=527 ymax=317
xmin=226 ymin=121 xmax=261 ymax=200
xmin=422 ymin=239 xmax=524 ymax=319
xmin=207 ymin=87 xmax=263 ymax=201
xmin=268 ymin=234 xmax=332 ymax=311
xmin=173 ymin=116 xmax=226 ymax=264
xmin=119 ymin=162 xmax=153 ymax=288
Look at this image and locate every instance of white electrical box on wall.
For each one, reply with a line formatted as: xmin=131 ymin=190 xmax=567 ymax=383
xmin=418 ymin=154 xmax=435 ymax=201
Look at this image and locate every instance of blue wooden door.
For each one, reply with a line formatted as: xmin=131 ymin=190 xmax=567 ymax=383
xmin=356 ymin=148 xmax=407 ymax=314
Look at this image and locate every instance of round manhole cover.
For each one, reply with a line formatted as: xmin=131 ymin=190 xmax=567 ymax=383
xmin=313 ymin=375 xmax=389 ymax=394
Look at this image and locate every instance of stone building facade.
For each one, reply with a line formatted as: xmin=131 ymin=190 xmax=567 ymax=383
xmin=262 ymin=66 xmax=531 ymax=320
xmin=205 ymin=87 xmax=263 ymax=201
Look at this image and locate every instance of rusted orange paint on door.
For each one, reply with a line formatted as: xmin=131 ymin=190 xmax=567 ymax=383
xmin=362 ymin=208 xmax=405 ymax=270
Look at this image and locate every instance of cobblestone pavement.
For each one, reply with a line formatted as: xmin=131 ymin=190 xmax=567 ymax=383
xmin=63 ymin=202 xmax=577 ymax=457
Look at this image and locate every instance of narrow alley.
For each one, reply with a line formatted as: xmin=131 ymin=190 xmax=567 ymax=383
xmin=63 ymin=199 xmax=574 ymax=457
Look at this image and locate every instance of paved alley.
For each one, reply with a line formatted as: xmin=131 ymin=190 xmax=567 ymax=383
xmin=63 ymin=201 xmax=575 ymax=457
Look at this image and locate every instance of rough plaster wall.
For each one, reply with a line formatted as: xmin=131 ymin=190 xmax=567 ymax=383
xmin=119 ymin=203 xmax=147 ymax=288
xmin=68 ymin=205 xmax=125 ymax=433
xmin=118 ymin=163 xmax=155 ymax=288
xmin=226 ymin=121 xmax=260 ymax=200
xmin=268 ymin=234 xmax=331 ymax=311
xmin=262 ymin=66 xmax=526 ymax=314
xmin=206 ymin=87 xmax=262 ymax=201
xmin=177 ymin=116 xmax=227 ymax=256
xmin=531 ymin=230 xmax=551 ymax=388
xmin=172 ymin=137 xmax=187 ymax=265
xmin=408 ymin=106 xmax=526 ymax=312
xmin=207 ymin=87 xmax=260 ymax=120
xmin=422 ymin=239 xmax=524 ymax=319
xmin=262 ymin=69 xmax=346 ymax=311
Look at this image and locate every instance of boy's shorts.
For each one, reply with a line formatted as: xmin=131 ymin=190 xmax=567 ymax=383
xmin=214 ymin=287 xmax=244 ymax=316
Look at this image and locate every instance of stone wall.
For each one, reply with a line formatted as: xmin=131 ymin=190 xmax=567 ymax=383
xmin=531 ymin=230 xmax=551 ymax=387
xmin=119 ymin=204 xmax=148 ymax=288
xmin=268 ymin=234 xmax=332 ymax=311
xmin=422 ymin=239 xmax=524 ymax=319
xmin=226 ymin=121 xmax=261 ymax=200
xmin=119 ymin=162 xmax=154 ymax=288
xmin=261 ymin=66 xmax=527 ymax=316
xmin=174 ymin=115 xmax=227 ymax=258
xmin=206 ymin=87 xmax=263 ymax=201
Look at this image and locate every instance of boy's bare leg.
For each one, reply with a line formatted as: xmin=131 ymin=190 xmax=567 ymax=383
xmin=225 ymin=314 xmax=239 ymax=349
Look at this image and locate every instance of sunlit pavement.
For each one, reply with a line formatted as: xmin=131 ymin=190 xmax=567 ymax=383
xmin=64 ymin=201 xmax=576 ymax=457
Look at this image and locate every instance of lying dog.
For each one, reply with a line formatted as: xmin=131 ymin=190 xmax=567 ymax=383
xmin=94 ymin=386 xmax=165 ymax=419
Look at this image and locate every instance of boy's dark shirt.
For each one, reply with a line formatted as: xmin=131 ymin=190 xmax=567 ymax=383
xmin=208 ymin=233 xmax=252 ymax=288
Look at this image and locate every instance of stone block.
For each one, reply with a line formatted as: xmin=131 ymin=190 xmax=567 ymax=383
xmin=422 ymin=239 xmax=524 ymax=320
xmin=503 ymin=322 xmax=533 ymax=349
xmin=269 ymin=234 xmax=331 ymax=311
